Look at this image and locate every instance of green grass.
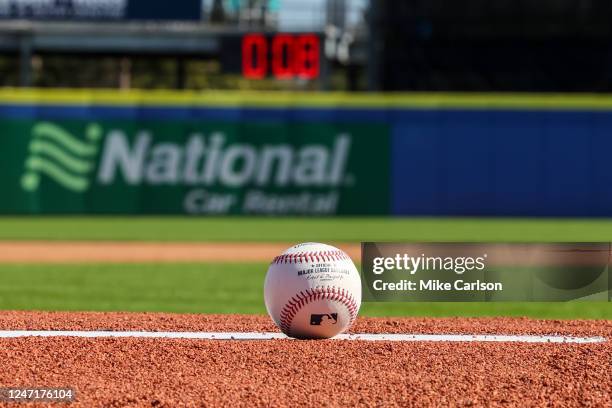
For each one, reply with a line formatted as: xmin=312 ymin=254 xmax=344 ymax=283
xmin=0 ymin=217 xmax=610 ymax=319
xmin=0 ymin=263 xmax=609 ymax=319
xmin=0 ymin=263 xmax=265 ymax=314
xmin=2 ymin=216 xmax=612 ymax=242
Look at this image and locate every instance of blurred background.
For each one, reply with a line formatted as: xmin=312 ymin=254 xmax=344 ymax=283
xmin=0 ymin=0 xmax=610 ymax=318
xmin=0 ymin=0 xmax=366 ymax=90
xmin=2 ymin=0 xmax=611 ymax=92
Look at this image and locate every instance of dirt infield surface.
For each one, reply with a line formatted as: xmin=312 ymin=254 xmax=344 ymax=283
xmin=0 ymin=312 xmax=609 ymax=407
xmin=1 ymin=241 xmax=608 ymax=266
xmin=0 ymin=242 xmax=361 ymax=263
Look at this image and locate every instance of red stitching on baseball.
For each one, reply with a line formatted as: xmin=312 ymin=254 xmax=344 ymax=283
xmin=270 ymin=250 xmax=349 ymax=265
xmin=278 ymin=287 xmax=359 ymax=337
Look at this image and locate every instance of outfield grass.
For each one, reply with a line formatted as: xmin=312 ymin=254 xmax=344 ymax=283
xmin=0 ymin=217 xmax=609 ymax=319
xmin=1 ymin=216 xmax=612 ymax=242
xmin=0 ymin=263 xmax=609 ymax=319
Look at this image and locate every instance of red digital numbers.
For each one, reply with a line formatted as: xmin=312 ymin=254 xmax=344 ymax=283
xmin=242 ymin=34 xmax=320 ymax=80
xmin=294 ymin=34 xmax=320 ymax=79
xmin=242 ymin=34 xmax=267 ymax=79
xmin=271 ymin=34 xmax=294 ymax=79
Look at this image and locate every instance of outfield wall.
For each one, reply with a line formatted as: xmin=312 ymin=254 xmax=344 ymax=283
xmin=1 ymin=89 xmax=612 ymax=216
xmin=392 ymin=109 xmax=612 ymax=216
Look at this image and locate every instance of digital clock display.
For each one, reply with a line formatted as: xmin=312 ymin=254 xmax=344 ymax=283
xmin=242 ymin=33 xmax=320 ymax=80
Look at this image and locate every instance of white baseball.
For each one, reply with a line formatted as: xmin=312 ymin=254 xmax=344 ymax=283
xmin=264 ymin=242 xmax=361 ymax=339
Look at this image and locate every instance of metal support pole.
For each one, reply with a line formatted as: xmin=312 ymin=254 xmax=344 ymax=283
xmin=19 ymin=35 xmax=32 ymax=87
xmin=319 ymin=34 xmax=331 ymax=91
xmin=176 ymin=57 xmax=187 ymax=89
xmin=366 ymin=0 xmax=382 ymax=91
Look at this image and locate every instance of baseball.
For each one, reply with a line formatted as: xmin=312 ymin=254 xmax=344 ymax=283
xmin=264 ymin=242 xmax=361 ymax=339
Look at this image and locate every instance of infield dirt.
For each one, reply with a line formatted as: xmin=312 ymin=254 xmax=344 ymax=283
xmin=0 ymin=312 xmax=610 ymax=407
xmin=0 ymin=242 xmax=360 ymax=263
xmin=0 ymin=243 xmax=610 ymax=406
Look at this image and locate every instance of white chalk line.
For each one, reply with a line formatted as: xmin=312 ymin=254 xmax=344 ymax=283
xmin=0 ymin=331 xmax=606 ymax=343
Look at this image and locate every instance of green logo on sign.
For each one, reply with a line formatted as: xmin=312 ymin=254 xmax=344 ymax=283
xmin=21 ymin=122 xmax=102 ymax=192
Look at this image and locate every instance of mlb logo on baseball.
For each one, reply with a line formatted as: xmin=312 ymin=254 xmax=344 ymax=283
xmin=310 ymin=313 xmax=338 ymax=326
